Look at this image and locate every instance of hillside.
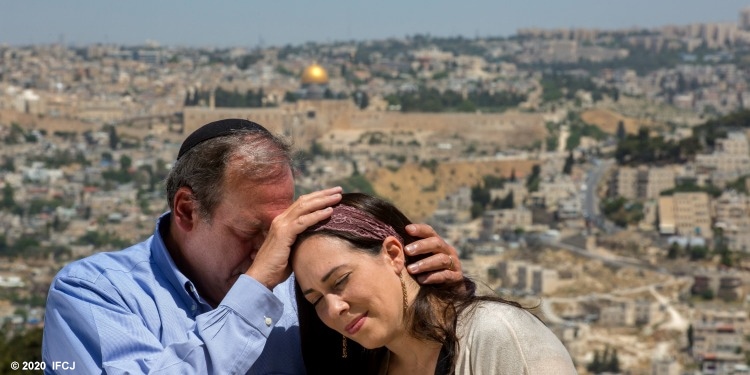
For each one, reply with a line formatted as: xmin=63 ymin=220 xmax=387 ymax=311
xmin=580 ymin=108 xmax=662 ymax=135
xmin=368 ymin=159 xmax=539 ymax=221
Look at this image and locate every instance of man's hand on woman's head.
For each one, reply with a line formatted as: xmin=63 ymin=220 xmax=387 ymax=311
xmin=246 ymin=187 xmax=342 ymax=290
xmin=403 ymin=223 xmax=463 ymax=284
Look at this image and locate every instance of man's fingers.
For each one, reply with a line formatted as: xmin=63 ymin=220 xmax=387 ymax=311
xmin=275 ymin=187 xmax=342 ymax=232
xmin=404 ymin=236 xmax=445 ymax=257
xmin=405 ymin=223 xmax=437 ymax=239
xmin=406 ymin=253 xmax=457 ymax=274
xmin=414 ymin=270 xmax=458 ymax=285
xmin=247 ymin=187 xmax=342 ymax=289
xmin=293 ymin=206 xmax=333 ymax=228
xmin=297 ymin=188 xmax=341 ymax=209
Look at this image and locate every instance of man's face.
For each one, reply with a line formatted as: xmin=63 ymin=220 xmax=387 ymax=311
xmin=185 ymin=166 xmax=294 ymax=306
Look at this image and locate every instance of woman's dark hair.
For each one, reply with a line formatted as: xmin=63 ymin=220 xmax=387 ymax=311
xmin=292 ymin=193 xmax=523 ymax=374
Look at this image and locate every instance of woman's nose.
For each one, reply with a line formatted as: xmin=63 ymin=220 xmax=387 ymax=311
xmin=325 ymin=294 xmax=348 ymax=317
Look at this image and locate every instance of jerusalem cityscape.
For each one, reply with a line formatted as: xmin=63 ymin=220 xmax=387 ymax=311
xmin=5 ymin=2 xmax=750 ymax=374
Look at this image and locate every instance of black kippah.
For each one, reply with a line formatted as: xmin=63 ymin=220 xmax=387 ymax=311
xmin=177 ymin=118 xmax=271 ymax=160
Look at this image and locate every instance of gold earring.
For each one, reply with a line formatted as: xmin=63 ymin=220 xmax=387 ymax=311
xmin=399 ymin=273 xmax=408 ymax=317
xmin=342 ymin=334 xmax=348 ymax=358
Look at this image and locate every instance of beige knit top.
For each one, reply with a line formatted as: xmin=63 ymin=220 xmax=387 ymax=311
xmin=377 ymin=301 xmax=578 ymax=374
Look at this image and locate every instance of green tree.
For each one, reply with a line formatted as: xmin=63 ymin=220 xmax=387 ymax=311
xmin=353 ymin=91 xmax=369 ymax=109
xmin=690 ymin=246 xmax=709 ymax=261
xmin=616 ymin=120 xmax=626 ymax=141
xmin=499 ymin=191 xmax=514 ymax=209
xmin=587 ymin=350 xmax=602 ymax=373
xmin=0 ymin=328 xmax=43 ymax=371
xmin=108 ymin=125 xmax=119 ymax=150
xmin=471 ymin=185 xmax=491 ymax=209
xmin=1 ymin=156 xmax=14 ymax=172
xmin=608 ymin=349 xmax=620 ymax=373
xmin=120 ymin=155 xmax=132 ymax=171
xmin=470 ymin=203 xmax=484 ymax=219
xmin=526 ymin=165 xmax=541 ymax=192
xmin=1 ymin=184 xmax=15 ymax=209
xmin=667 ymin=242 xmax=680 ymax=259
xmin=720 ymin=250 xmax=733 ymax=268
xmin=310 ymin=141 xmax=330 ymax=158
xmin=563 ymin=151 xmax=574 ymax=175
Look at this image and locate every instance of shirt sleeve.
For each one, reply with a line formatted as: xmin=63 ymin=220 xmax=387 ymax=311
xmin=43 ymin=274 xmax=283 ymax=374
xmin=457 ymin=304 xmax=578 ymax=375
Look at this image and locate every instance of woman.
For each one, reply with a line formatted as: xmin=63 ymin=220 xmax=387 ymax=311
xmin=291 ymin=193 xmax=577 ymax=374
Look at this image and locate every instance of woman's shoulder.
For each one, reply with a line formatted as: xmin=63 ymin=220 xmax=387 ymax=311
xmin=461 ymin=300 xmax=540 ymax=329
xmin=457 ymin=301 xmax=578 ymax=374
xmin=458 ymin=300 xmax=560 ymax=347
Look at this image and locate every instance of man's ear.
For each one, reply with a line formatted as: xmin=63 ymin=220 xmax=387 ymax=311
xmin=382 ymin=236 xmax=406 ymax=274
xmin=173 ymin=187 xmax=198 ymax=232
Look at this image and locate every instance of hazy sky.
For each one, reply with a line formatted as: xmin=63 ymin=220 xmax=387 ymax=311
xmin=2 ymin=1 xmax=749 ymax=48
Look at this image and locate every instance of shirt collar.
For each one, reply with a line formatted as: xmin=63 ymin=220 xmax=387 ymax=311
xmin=151 ymin=212 xmax=211 ymax=311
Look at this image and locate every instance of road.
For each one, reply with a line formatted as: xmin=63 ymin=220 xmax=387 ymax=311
xmin=583 ymin=158 xmax=617 ymax=233
xmin=540 ymin=275 xmax=690 ymax=333
xmin=543 ymin=237 xmax=664 ymax=273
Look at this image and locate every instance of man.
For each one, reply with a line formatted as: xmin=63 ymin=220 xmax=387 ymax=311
xmin=42 ymin=119 xmax=462 ymax=374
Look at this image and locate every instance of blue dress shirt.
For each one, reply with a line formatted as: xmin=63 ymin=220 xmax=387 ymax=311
xmin=42 ymin=213 xmax=305 ymax=374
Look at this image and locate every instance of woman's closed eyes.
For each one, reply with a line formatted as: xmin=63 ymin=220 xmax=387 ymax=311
xmin=311 ymin=272 xmax=352 ymax=307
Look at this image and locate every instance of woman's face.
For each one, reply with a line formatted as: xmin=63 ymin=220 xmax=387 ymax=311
xmin=292 ymin=235 xmax=406 ymax=349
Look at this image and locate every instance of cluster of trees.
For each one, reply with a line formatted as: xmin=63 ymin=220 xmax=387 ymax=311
xmin=601 ymin=196 xmax=644 ymax=227
xmin=526 ymin=165 xmax=542 ymax=193
xmin=660 ymin=181 xmax=723 ymax=198
xmin=0 ymin=184 xmax=72 ymax=258
xmin=692 ymin=109 xmax=750 ymax=150
xmin=615 ymin=109 xmax=750 ymax=167
xmin=668 ymin=228 xmax=733 ymax=268
xmin=385 ymin=87 xmax=526 ymax=113
xmin=586 ymin=346 xmax=620 ymax=374
xmin=2 ymin=122 xmax=37 ymax=145
xmin=527 ymin=44 xmax=691 ymax=76
xmin=99 ymin=153 xmax=168 ymax=193
xmin=0 ymin=327 xmax=43 ymax=373
xmin=726 ymin=175 xmax=749 ymax=194
xmin=562 ymin=151 xmax=575 ymax=175
xmin=540 ymin=73 xmax=619 ymax=104
xmin=76 ymin=230 xmax=130 ymax=250
xmin=28 ymin=149 xmax=88 ymax=169
xmin=184 ymin=87 xmax=268 ymax=108
xmin=1 ymin=185 xmax=20 ymax=215
xmin=667 ymin=242 xmax=710 ymax=264
xmin=660 ymin=72 xmax=706 ymax=103
xmin=331 ymin=161 xmax=376 ymax=197
xmin=350 ymin=34 xmax=490 ymax=65
xmin=614 ymin=127 xmax=699 ymax=166
xmin=470 ymin=174 xmax=517 ymax=218
xmin=197 ymin=50 xmax=264 ymax=70
xmin=564 ymin=111 xmax=608 ymax=151
xmin=0 ymin=232 xmax=70 ymax=259
xmin=186 ymin=86 xmax=358 ymax=108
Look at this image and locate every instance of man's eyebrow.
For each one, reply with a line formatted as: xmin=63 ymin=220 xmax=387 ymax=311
xmin=232 ymin=219 xmax=262 ymax=233
xmin=302 ymin=265 xmax=344 ymax=295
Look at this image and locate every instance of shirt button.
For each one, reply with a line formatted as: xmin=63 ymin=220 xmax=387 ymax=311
xmin=191 ymin=304 xmax=197 ymax=311
xmin=264 ymin=316 xmax=273 ymax=326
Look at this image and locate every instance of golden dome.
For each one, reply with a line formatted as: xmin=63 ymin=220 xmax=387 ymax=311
xmin=301 ymin=63 xmax=329 ymax=85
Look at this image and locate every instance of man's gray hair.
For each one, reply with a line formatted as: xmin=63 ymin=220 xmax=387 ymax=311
xmin=165 ymin=129 xmax=294 ymax=220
